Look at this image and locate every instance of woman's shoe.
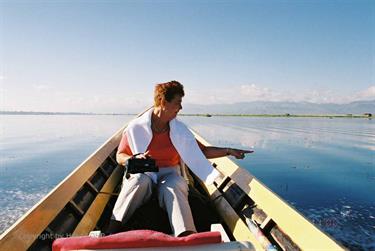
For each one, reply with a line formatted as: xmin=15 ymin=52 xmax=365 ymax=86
xmin=104 ymin=219 xmax=123 ymax=235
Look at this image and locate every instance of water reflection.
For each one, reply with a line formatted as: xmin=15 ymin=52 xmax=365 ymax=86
xmin=184 ymin=116 xmax=375 ymax=152
xmin=0 ymin=115 xmax=133 ymax=233
xmin=180 ymin=116 xmax=375 ymax=250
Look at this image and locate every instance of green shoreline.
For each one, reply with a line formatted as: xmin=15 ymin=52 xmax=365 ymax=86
xmin=0 ymin=111 xmax=372 ymax=118
xmin=179 ymin=114 xmax=372 ymax=118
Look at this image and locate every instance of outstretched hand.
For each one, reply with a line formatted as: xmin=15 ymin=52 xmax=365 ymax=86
xmin=228 ymin=148 xmax=254 ymax=159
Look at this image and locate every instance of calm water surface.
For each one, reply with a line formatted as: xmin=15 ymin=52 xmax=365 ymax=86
xmin=0 ymin=115 xmax=374 ymax=250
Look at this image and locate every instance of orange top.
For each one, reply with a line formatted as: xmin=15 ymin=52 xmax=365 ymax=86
xmin=117 ymin=130 xmax=180 ymax=167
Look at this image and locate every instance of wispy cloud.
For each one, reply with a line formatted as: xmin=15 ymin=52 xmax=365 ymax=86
xmin=57 ymin=92 xmax=151 ymax=113
xmin=240 ymin=84 xmax=277 ymax=100
xmin=2 ymin=84 xmax=373 ymax=113
xmin=33 ymin=84 xmax=51 ymax=91
xmin=352 ymin=86 xmax=375 ymax=101
xmin=0 ymin=86 xmax=153 ymax=113
xmin=186 ymin=84 xmax=375 ymax=105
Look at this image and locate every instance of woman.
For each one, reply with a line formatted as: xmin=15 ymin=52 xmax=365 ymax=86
xmin=110 ymin=81 xmax=253 ymax=237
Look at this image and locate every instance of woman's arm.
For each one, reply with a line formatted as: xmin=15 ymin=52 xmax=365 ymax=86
xmin=116 ymin=133 xmax=133 ymax=166
xmin=116 ymin=152 xmax=132 ymax=166
xmin=197 ymin=141 xmax=253 ymax=159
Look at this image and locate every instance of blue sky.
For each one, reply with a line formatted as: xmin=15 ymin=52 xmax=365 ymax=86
xmin=0 ymin=0 xmax=374 ymax=112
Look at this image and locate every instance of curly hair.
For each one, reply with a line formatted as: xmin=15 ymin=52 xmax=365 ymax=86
xmin=154 ymin=81 xmax=185 ymax=107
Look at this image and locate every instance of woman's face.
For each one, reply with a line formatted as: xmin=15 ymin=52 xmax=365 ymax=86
xmin=162 ymin=95 xmax=183 ymax=120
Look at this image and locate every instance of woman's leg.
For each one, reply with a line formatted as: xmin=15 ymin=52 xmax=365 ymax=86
xmin=157 ymin=169 xmax=197 ymax=237
xmin=112 ymin=173 xmax=153 ymax=224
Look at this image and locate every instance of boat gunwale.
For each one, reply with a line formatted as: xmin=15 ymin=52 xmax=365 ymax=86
xmin=192 ymin=129 xmax=345 ymax=250
xmin=0 ymin=126 xmax=126 ymax=250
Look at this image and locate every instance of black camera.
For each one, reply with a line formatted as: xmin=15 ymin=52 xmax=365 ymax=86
xmin=124 ymin=154 xmax=158 ymax=178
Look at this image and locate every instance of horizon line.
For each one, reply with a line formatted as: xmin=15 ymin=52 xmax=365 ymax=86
xmin=0 ymin=110 xmax=372 ymax=117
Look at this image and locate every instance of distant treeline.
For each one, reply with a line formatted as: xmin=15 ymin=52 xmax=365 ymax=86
xmin=0 ymin=111 xmax=132 ymax=115
xmin=179 ymin=113 xmax=372 ymax=118
xmin=0 ymin=111 xmax=372 ymax=118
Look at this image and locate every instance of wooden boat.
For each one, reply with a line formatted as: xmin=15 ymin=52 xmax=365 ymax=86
xmin=0 ymin=112 xmax=345 ymax=251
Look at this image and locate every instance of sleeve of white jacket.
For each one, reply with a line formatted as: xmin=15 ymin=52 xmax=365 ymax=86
xmin=125 ymin=113 xmax=153 ymax=155
xmin=170 ymin=120 xmax=220 ymax=185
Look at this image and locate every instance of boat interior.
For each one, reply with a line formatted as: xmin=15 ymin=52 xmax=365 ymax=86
xmin=27 ymin=149 xmax=241 ymax=250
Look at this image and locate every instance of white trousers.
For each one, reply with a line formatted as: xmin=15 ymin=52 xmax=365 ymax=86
xmin=112 ymin=166 xmax=197 ymax=236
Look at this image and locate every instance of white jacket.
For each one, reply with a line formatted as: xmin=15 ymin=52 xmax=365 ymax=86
xmin=124 ymin=108 xmax=220 ymax=184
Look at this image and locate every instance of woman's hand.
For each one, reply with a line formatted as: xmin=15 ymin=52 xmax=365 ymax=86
xmin=134 ymin=151 xmax=150 ymax=159
xmin=198 ymin=143 xmax=254 ymax=159
xmin=227 ymin=148 xmax=254 ymax=159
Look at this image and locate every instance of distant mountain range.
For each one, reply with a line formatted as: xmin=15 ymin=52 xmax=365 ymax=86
xmin=182 ymin=100 xmax=375 ymax=115
xmin=1 ymin=100 xmax=374 ymax=115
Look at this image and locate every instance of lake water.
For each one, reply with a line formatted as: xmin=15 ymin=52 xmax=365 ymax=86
xmin=0 ymin=115 xmax=374 ymax=250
